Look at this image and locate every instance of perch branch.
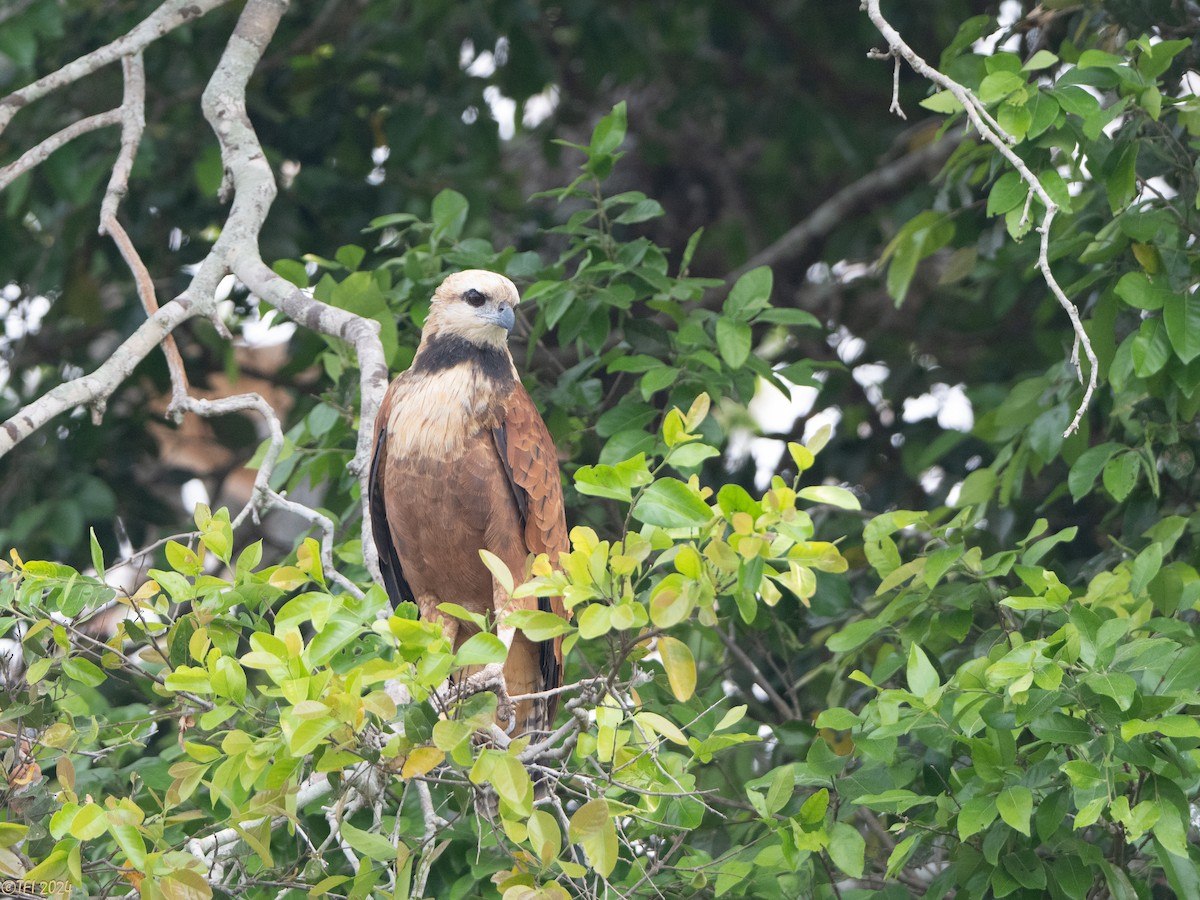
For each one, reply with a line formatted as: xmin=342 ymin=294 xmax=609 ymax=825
xmin=862 ymin=0 xmax=1097 ymax=436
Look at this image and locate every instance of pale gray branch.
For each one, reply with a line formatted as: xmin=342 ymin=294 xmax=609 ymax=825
xmin=0 ymin=298 xmax=198 ymax=456
xmin=0 ymin=0 xmax=232 ymax=135
xmin=98 ymin=52 xmax=191 ymax=406
xmin=2 ymin=0 xmax=390 ymax=595
xmin=197 ymin=0 xmax=388 ymax=584
xmin=863 ymin=0 xmax=1097 ymax=436
xmin=0 ymin=109 xmax=121 ymax=190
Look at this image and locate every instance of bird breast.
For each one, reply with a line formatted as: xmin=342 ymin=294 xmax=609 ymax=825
xmin=385 ymin=365 xmax=505 ymax=460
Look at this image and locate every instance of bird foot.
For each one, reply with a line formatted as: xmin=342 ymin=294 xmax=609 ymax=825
xmin=445 ymin=663 xmax=516 ymax=733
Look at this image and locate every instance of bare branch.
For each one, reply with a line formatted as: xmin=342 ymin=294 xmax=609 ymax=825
xmin=862 ymin=0 xmax=1097 ymax=436
xmin=0 ymin=297 xmax=198 ymax=456
xmin=195 ymin=0 xmax=389 ymax=584
xmin=716 ymin=627 xmax=796 ymax=721
xmin=727 ymin=132 xmax=961 ymax=284
xmin=0 ymin=108 xmax=121 ymax=190
xmin=98 ymin=52 xmax=191 ymax=403
xmin=0 ymin=0 xmax=232 ymax=135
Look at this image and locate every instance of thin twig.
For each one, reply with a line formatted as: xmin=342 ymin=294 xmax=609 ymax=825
xmin=0 ymin=0 xmax=232 ymax=136
xmin=716 ymin=626 xmax=796 ymax=721
xmin=0 ymin=109 xmax=122 ymax=190
xmin=97 ymin=52 xmax=190 ymax=406
xmin=862 ymin=0 xmax=1097 ymax=436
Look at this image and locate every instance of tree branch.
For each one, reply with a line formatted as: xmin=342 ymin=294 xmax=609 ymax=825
xmin=862 ymin=0 xmax=1097 ymax=436
xmin=726 ymin=132 xmax=961 ymax=284
xmin=0 ymin=298 xmax=198 ymax=456
xmin=716 ymin=626 xmax=797 ymax=721
xmin=0 ymin=0 xmax=232 ymax=135
xmin=0 ymin=108 xmax=122 ymax=190
xmin=98 ymin=52 xmax=191 ymax=405
xmin=196 ymin=0 xmax=388 ymax=584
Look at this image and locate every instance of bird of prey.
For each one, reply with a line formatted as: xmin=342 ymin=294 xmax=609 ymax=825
xmin=369 ymin=270 xmax=568 ymax=739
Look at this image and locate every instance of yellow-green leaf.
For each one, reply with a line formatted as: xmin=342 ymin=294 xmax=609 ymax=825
xmin=528 ymin=809 xmax=562 ymax=864
xmin=479 ymin=549 xmax=515 ymax=595
xmin=403 ymin=748 xmax=446 ymax=782
xmin=658 ymin=635 xmax=696 ymax=701
xmin=568 ymin=798 xmax=618 ymax=878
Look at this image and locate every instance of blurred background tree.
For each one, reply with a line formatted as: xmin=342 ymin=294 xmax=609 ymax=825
xmin=1 ymin=0 xmax=998 ymax=561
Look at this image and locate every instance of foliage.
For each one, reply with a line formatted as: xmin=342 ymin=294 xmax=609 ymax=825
xmin=3 ymin=2 xmax=1200 ymax=899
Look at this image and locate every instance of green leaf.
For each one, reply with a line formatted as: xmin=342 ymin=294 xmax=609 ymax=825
xmin=906 ymin=643 xmax=939 ymax=697
xmin=639 ymin=366 xmax=679 ymax=398
xmin=1115 ymin=272 xmax=1171 ymax=311
xmin=1164 ymin=291 xmax=1200 ymax=364
xmin=454 ymin=633 xmax=507 ymax=667
xmin=1132 ymin=319 xmax=1171 ymax=379
xmin=920 ymin=90 xmax=964 ymax=113
xmin=1105 ymin=143 xmax=1138 ymax=214
xmin=340 ymin=820 xmax=400 ymax=863
xmin=334 ymin=244 xmax=366 ymax=271
xmin=881 ymin=211 xmax=954 ymax=304
xmin=110 ymin=824 xmax=146 ymax=869
xmin=797 ymin=485 xmax=861 ymax=510
xmin=997 ymin=785 xmax=1033 ymax=836
xmin=851 ymin=790 xmax=935 ymax=814
xmin=814 ymin=708 xmax=861 ymax=730
xmin=164 ymin=665 xmax=213 ymax=694
xmin=68 ymin=804 xmax=108 ymax=841
xmin=478 ymin=549 xmax=514 ymax=595
xmin=1083 ymin=671 xmax=1136 ymax=710
xmin=1029 ymin=712 xmax=1091 ymax=744
xmin=957 ymin=796 xmax=998 ymax=840
xmin=590 ymin=102 xmax=627 ymax=158
xmin=506 ymin=610 xmax=573 ymax=642
xmin=569 ymin=798 xmax=618 ymax=878
xmin=1069 ymin=442 xmax=1123 ymax=501
xmin=715 ymin=318 xmax=753 ymax=369
xmin=827 ymin=822 xmax=865 ymax=878
xmin=978 ymin=70 xmax=1026 ymax=103
xmin=88 ymin=528 xmax=104 ymax=578
xmin=826 ymin=618 xmax=883 ymax=653
xmin=1022 ymin=50 xmax=1058 ymax=71
xmin=61 ymin=657 xmax=105 ymax=687
xmin=1002 ymin=850 xmax=1047 ymax=890
xmin=575 ymin=453 xmax=654 ymax=503
xmin=649 ymin=580 xmax=694 ymax=629
xmin=633 ymin=479 xmax=713 ymax=529
xmin=613 ymin=199 xmax=664 ymax=224
xmin=1102 ymin=451 xmax=1141 ymax=502
xmin=658 ymin=635 xmax=696 ymax=701
xmin=430 ymin=189 xmax=469 ymax=242
xmin=725 ymin=267 xmax=773 ymax=319
xmin=987 ymin=171 xmax=1028 ymax=216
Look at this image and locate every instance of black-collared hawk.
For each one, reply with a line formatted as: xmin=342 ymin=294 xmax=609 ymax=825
xmin=368 ymin=270 xmax=568 ymax=739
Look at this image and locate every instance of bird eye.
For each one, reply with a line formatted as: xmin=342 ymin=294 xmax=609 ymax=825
xmin=464 ymin=288 xmax=487 ymax=307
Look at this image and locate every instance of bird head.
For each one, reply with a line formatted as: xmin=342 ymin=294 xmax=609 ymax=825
xmin=422 ymin=270 xmax=520 ymax=348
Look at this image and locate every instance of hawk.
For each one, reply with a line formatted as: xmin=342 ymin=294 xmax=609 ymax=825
xmin=368 ymin=270 xmax=568 ymax=739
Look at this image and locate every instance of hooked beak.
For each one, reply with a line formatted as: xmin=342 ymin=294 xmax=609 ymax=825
xmin=483 ymin=306 xmax=515 ymax=333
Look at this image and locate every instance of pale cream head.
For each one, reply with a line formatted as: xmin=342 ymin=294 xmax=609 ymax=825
xmin=423 ymin=270 xmax=521 ymax=347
